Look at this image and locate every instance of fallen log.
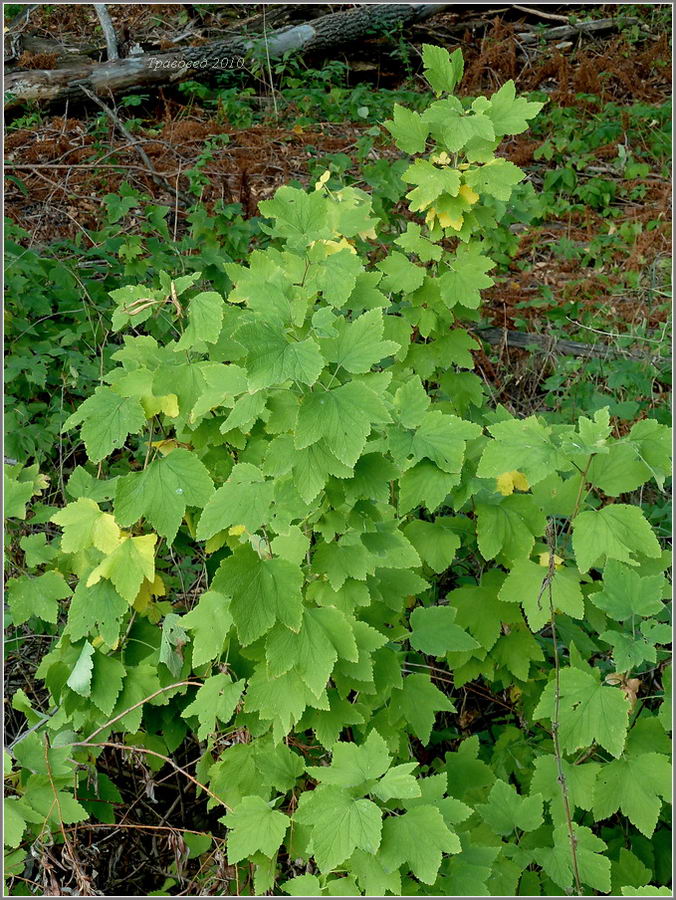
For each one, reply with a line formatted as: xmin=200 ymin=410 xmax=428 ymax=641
xmin=5 ymin=3 xmax=447 ymax=108
xmin=475 ymin=326 xmax=657 ymax=363
xmin=516 ymin=16 xmax=639 ymax=44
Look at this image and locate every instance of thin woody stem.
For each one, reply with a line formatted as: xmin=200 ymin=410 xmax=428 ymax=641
xmin=546 ymin=518 xmax=582 ymax=896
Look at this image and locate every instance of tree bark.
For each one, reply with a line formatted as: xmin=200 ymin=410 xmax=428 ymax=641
xmin=5 ymin=3 xmax=448 ymax=108
xmin=93 ymin=4 xmax=119 ymax=61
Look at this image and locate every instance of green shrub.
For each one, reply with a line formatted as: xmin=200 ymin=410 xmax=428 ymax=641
xmin=5 ymin=47 xmax=671 ymax=897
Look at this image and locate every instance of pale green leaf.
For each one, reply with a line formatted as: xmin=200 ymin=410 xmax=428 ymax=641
xmin=196 ymin=463 xmax=272 ymax=541
xmin=409 ymin=606 xmax=479 ymax=656
xmin=4 ymin=470 xmax=35 ymax=519
xmin=589 ymin=558 xmax=665 ymax=620
xmin=403 ymin=518 xmax=461 ymax=573
xmin=295 ymin=784 xmax=382 ymax=873
xmin=19 ymin=533 xmax=59 ymax=568
xmin=438 ymin=242 xmax=495 ymax=309
xmin=465 ymin=157 xmax=524 ymax=201
xmin=175 ymin=291 xmax=225 ymax=350
xmin=213 ymin=545 xmax=303 ymax=646
xmin=295 ymin=381 xmax=390 ymax=468
xmin=236 ymin=319 xmax=324 ymax=390
xmin=224 ymin=795 xmax=290 ymax=863
xmin=282 ymin=874 xmax=322 ymax=896
xmin=89 ymin=651 xmax=126 ymax=714
xmin=394 ymin=222 xmax=442 ymax=263
xmin=530 ymin=754 xmax=600 ymax=825
xmin=62 ymin=387 xmax=146 ymax=464
xmin=288 ymin=439 xmax=353 ymax=505
xmin=422 ymin=44 xmax=464 ymax=94
xmin=306 ymin=730 xmax=390 ymax=788
xmin=182 ymin=674 xmax=245 ymax=740
xmin=66 ymin=640 xmax=95 ymax=697
xmin=389 ymin=410 xmax=481 ymax=474
xmin=271 ymin=525 xmax=310 ymax=565
xmin=534 ymin=666 xmax=630 ymax=758
xmin=573 ymin=505 xmax=661 ymax=573
xmin=115 ymin=449 xmax=213 ymax=543
xmin=393 ymin=375 xmax=430 ymax=428
xmin=621 ymin=887 xmax=672 ymax=896
xmin=4 ymin=799 xmax=27 ymax=848
xmin=379 ymin=805 xmax=459 ymax=884
xmin=52 ymin=497 xmax=121 ymax=554
xmin=534 ymin=824 xmax=611 ymax=894
xmin=258 ymin=185 xmax=330 ymax=244
xmin=499 ymin=560 xmax=584 ymax=632
xmin=266 ymin=606 xmax=357 ymax=698
xmin=424 ymin=100 xmax=495 ymax=154
xmin=400 ymin=673 xmax=454 ymax=743
xmin=487 ymin=79 xmax=544 ymax=136
xmin=401 ymin=158 xmax=461 ymax=211
xmin=587 ymin=442 xmax=655 ymax=496
xmin=376 ymin=251 xmax=426 ymax=294
xmin=477 ymin=415 xmax=561 ymax=486
xmin=349 ymin=849 xmax=402 ymax=896
xmin=476 ymin=779 xmax=543 ymax=834
xmin=66 ymin=579 xmax=127 ymax=647
xmin=325 ymin=308 xmax=400 ymax=374
xmin=593 ymin=750 xmax=671 ymax=838
xmin=398 ymin=460 xmax=459 ymax=515
xmin=7 ymin=571 xmax=72 ymax=626
xmin=219 ymin=391 xmax=267 ymax=434
xmin=181 ymin=590 xmax=232 ymax=666
xmin=384 ymin=103 xmax=430 ymax=153
xmin=626 ymin=418 xmax=672 ymax=489
xmin=476 ymin=495 xmax=545 ymax=564
xmin=492 ymin=624 xmax=544 ymax=681
xmin=372 ymin=763 xmax=420 ymax=803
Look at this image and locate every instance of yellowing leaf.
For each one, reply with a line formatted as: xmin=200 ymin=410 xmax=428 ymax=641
xmin=51 ymin=498 xmax=122 ymax=555
xmin=150 ymin=438 xmax=181 ymax=455
xmin=538 ymin=552 xmax=564 ymax=568
xmin=140 ymin=391 xmax=178 ymax=418
xmin=496 ymin=470 xmax=530 ymax=495
xmin=91 ymin=513 xmax=122 ymax=554
xmin=458 ymin=183 xmax=479 ymax=205
xmin=205 ymin=531 xmax=229 ymax=554
xmin=133 ymin=573 xmax=166 ymax=618
xmin=314 ymin=171 xmax=332 ymax=191
xmin=229 ymin=524 xmax=247 ymax=536
xmin=87 ymin=533 xmax=156 ymax=605
xmin=158 ymin=394 xmax=179 ymax=417
xmin=35 ymin=473 xmax=50 ymax=492
xmin=318 ymin=238 xmax=357 ymax=256
xmin=437 ymin=210 xmax=463 ymax=230
xmin=357 ymin=226 xmax=377 ymax=240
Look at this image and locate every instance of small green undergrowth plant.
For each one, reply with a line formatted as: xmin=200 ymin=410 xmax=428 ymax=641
xmin=4 ymin=196 xmax=258 ymax=465
xmin=5 ymin=47 xmax=672 ymax=896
